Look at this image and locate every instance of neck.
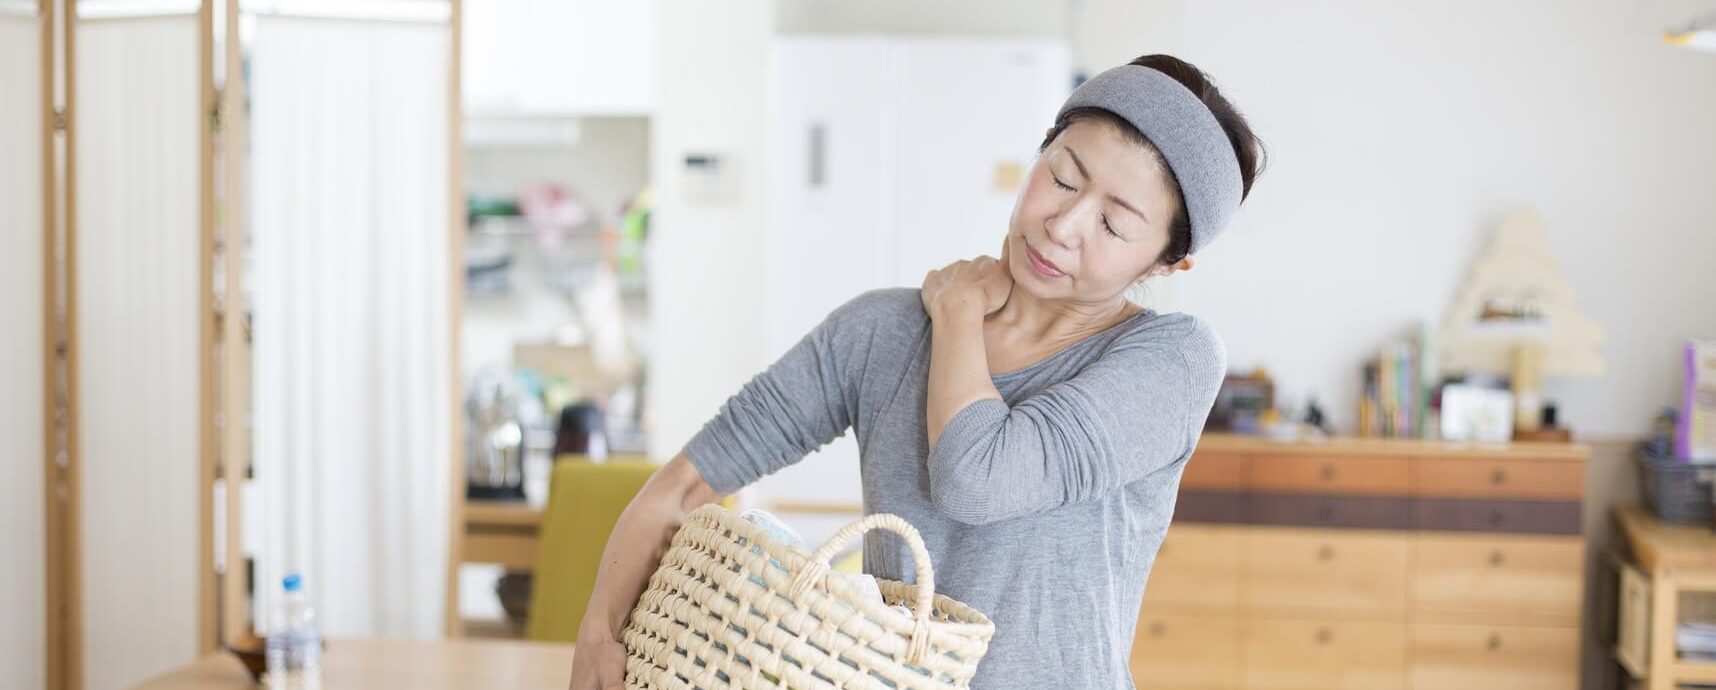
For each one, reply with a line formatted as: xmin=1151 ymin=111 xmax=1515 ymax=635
xmin=987 ymin=288 xmax=1138 ymax=345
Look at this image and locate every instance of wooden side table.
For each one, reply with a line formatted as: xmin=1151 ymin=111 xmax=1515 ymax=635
xmin=463 ymin=500 xmax=543 ymax=571
xmin=1614 ymin=506 xmax=1716 ymax=690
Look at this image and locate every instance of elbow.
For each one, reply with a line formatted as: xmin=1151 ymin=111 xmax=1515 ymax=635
xmin=927 ymin=465 xmax=1005 ymax=526
xmin=926 ymin=401 xmax=1017 ymax=526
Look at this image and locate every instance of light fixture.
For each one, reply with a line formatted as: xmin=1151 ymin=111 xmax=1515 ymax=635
xmin=1665 ymin=11 xmax=1716 ymax=51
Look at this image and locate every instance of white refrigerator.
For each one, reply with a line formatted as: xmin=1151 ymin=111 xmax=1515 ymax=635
xmin=757 ymin=36 xmax=1072 ymax=534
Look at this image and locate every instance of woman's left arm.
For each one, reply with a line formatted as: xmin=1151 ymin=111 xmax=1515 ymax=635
xmin=924 ymin=311 xmax=1225 ymax=526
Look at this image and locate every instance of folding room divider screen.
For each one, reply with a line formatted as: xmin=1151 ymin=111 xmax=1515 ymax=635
xmin=0 ymin=3 xmax=49 ymax=690
xmin=12 ymin=1 xmax=463 ymax=688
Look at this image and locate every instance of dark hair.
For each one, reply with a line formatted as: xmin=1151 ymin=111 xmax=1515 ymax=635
xmin=1037 ymin=54 xmax=1266 ymax=266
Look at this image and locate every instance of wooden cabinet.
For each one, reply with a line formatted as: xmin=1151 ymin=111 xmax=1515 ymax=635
xmin=1239 ymin=619 xmax=1406 ymax=690
xmin=462 ymin=0 xmax=659 ymax=115
xmin=1132 ymin=435 xmax=1587 ymax=690
xmin=1131 ymin=611 xmax=1241 ymax=689
xmin=1410 ymin=533 xmax=1584 ymax=626
xmin=1612 ymin=506 xmax=1716 ymax=690
xmin=1247 ymin=454 xmax=1411 ymax=495
xmin=1182 ymin=452 xmax=1248 ymax=491
xmin=1242 ymin=529 xmax=1408 ymax=619
xmin=1147 ymin=524 xmax=1243 ymax=610
xmin=1410 ymin=457 xmax=1584 ymax=500
xmin=1407 ymin=623 xmax=1579 ymax=690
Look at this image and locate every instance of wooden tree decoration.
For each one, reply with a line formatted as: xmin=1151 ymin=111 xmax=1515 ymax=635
xmin=1440 ymin=208 xmax=1605 ymax=433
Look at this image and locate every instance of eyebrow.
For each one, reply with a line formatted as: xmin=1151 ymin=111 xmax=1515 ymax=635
xmin=1064 ymin=146 xmax=1151 ymax=225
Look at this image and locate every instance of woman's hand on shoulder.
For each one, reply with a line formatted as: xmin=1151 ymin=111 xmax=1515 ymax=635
xmin=921 ymin=240 xmax=1013 ymax=321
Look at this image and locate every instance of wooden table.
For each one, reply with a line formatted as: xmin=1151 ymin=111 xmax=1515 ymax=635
xmin=1614 ymin=506 xmax=1716 ymax=690
xmin=129 ymin=638 xmax=575 ymax=690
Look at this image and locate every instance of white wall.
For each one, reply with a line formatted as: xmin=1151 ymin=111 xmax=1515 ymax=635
xmin=1081 ymin=0 xmax=1716 ymax=436
xmin=0 ymin=11 xmax=46 ymax=690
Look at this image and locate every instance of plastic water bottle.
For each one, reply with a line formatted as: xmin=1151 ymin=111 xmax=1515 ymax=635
xmin=265 ymin=573 xmax=323 ymax=689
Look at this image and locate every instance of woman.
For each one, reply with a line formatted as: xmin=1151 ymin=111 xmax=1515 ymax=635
xmin=569 ymin=53 xmax=1264 ymax=690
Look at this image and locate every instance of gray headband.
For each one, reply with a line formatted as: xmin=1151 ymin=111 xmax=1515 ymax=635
xmin=1056 ymin=65 xmax=1242 ymax=254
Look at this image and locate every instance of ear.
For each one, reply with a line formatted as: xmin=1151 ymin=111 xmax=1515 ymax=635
xmin=1149 ymin=255 xmax=1196 ymax=279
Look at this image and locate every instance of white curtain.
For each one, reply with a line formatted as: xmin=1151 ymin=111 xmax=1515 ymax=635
xmin=74 ymin=11 xmax=204 ymax=690
xmin=250 ymin=11 xmax=452 ymax=638
xmin=0 ymin=7 xmax=46 ymax=690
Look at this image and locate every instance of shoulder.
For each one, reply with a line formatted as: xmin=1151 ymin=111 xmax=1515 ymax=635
xmin=1112 ymin=311 xmax=1227 ymax=384
xmin=828 ymin=287 xmax=929 ymax=329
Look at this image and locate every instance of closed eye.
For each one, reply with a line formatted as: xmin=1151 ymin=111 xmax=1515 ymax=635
xmin=1053 ymin=176 xmax=1123 ymax=239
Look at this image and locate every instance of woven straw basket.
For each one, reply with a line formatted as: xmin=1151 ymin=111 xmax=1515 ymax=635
xmin=621 ymin=504 xmax=995 ymax=690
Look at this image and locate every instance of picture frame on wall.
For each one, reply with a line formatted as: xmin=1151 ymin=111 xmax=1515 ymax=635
xmin=1206 ymin=373 xmax=1274 ymax=434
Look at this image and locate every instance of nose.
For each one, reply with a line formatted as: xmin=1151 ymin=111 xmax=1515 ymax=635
xmin=1044 ymin=196 xmax=1098 ymax=249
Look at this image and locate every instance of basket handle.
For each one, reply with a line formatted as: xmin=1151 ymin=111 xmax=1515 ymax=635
xmin=786 ymin=512 xmax=935 ymax=665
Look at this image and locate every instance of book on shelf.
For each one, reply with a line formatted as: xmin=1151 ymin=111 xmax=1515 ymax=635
xmin=1360 ymin=333 xmax=1432 ymax=439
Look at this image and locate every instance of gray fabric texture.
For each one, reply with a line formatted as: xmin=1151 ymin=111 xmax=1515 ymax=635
xmin=682 ymin=287 xmax=1226 ymax=690
xmin=1058 ymin=64 xmax=1242 ymax=254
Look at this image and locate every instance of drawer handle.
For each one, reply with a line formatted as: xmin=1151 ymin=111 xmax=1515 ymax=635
xmin=1317 ymin=545 xmax=1336 ymax=562
xmin=1486 ymin=633 xmax=1503 ymax=651
xmin=1320 ymin=464 xmax=1337 ymax=481
xmin=1489 ymin=550 xmax=1506 ymax=567
xmin=1316 ymin=627 xmax=1333 ymax=645
xmin=1488 ymin=510 xmax=1506 ymax=527
xmin=1149 ymin=621 xmax=1167 ymax=637
xmin=1490 ymin=467 xmax=1508 ymax=485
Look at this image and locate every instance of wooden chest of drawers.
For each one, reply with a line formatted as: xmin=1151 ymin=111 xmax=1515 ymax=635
xmin=1133 ymin=435 xmax=1587 ymax=690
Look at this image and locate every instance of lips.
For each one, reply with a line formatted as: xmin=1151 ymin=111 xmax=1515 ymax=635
xmin=1025 ymin=245 xmax=1066 ymax=278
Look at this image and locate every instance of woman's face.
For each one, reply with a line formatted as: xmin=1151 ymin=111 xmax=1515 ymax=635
xmin=1005 ymin=118 xmax=1181 ymax=305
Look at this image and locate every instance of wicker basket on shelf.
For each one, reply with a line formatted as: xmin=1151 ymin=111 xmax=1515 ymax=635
xmin=621 ymin=504 xmax=995 ymax=690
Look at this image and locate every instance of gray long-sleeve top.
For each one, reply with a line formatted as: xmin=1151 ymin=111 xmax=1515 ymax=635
xmin=683 ymin=287 xmax=1226 ymax=690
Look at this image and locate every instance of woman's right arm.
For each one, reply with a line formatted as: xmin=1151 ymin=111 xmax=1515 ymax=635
xmin=567 ymin=452 xmax=724 ymax=690
xmin=568 ymin=288 xmax=893 ymax=688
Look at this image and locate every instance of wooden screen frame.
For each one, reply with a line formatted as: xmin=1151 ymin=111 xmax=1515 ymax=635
xmin=444 ymin=0 xmax=468 ymax=638
xmin=216 ymin=0 xmax=249 ymax=651
xmin=42 ymin=0 xmax=78 ymax=687
xmin=196 ymin=0 xmax=218 ymax=656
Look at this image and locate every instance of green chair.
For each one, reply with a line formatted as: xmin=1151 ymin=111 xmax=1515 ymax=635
xmin=524 ymin=458 xmax=735 ymax=642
